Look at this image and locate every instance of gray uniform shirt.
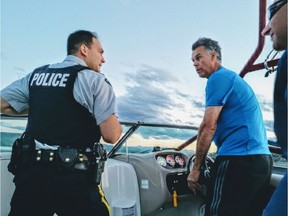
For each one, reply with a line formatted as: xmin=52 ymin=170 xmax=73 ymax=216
xmin=1 ymin=55 xmax=118 ymax=125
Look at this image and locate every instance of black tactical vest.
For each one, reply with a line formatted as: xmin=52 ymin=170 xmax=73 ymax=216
xmin=26 ymin=65 xmax=101 ymax=149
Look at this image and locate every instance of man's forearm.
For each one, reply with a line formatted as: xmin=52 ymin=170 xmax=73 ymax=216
xmin=193 ymin=123 xmax=215 ymax=170
xmin=1 ymin=107 xmax=28 ymax=116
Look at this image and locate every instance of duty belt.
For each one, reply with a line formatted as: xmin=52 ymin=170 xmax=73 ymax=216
xmin=9 ymin=137 xmax=107 ymax=184
xmin=34 ymin=148 xmax=91 ymax=170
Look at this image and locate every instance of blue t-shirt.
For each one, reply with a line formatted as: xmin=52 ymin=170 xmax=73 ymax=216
xmin=206 ymin=66 xmax=270 ymax=156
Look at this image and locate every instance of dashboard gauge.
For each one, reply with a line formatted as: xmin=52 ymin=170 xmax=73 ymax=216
xmin=175 ymin=155 xmax=185 ymax=166
xmin=166 ymin=155 xmax=175 ymax=166
xmin=156 ymin=156 xmax=167 ymax=167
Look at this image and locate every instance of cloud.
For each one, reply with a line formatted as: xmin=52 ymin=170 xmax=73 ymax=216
xmin=117 ymin=64 xmax=204 ymax=125
xmin=117 ymin=65 xmax=275 ymax=140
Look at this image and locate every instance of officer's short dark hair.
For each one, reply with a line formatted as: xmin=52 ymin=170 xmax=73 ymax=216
xmin=67 ymin=30 xmax=98 ymax=55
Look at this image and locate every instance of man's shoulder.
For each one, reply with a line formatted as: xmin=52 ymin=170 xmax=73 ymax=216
xmin=210 ymin=67 xmax=237 ymax=80
xmin=76 ymin=69 xmax=108 ymax=87
xmin=217 ymin=66 xmax=237 ymax=74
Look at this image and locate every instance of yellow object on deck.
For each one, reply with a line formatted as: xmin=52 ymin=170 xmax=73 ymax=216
xmin=173 ymin=190 xmax=178 ymax=208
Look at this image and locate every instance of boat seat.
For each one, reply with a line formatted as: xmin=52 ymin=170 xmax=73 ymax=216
xmin=101 ymin=158 xmax=141 ymax=216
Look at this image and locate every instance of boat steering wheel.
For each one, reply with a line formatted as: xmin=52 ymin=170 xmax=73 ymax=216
xmin=187 ymin=154 xmax=214 ymax=196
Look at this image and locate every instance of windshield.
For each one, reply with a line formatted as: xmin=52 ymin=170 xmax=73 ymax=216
xmin=104 ymin=123 xmax=204 ymax=154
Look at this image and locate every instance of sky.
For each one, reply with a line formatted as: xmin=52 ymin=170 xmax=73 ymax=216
xmin=0 ymin=0 xmax=278 ymax=132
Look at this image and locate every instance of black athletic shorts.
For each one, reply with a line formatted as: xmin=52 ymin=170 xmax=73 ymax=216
xmin=205 ymin=154 xmax=272 ymax=216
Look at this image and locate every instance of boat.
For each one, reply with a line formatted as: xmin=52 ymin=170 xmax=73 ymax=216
xmin=0 ymin=119 xmax=286 ymax=216
xmin=0 ymin=0 xmax=286 ymax=215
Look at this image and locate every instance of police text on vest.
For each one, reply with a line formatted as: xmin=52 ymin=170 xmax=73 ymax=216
xmin=30 ymin=73 xmax=70 ymax=87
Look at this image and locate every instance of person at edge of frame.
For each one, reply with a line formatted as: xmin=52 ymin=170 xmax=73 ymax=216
xmin=187 ymin=37 xmax=272 ymax=216
xmin=261 ymin=0 xmax=287 ymax=215
xmin=0 ymin=30 xmax=122 ymax=216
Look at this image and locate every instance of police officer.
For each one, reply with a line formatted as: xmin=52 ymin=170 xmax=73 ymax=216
xmin=0 ymin=30 xmax=122 ymax=216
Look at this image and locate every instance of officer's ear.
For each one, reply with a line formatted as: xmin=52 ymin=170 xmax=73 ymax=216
xmin=79 ymin=44 xmax=89 ymax=57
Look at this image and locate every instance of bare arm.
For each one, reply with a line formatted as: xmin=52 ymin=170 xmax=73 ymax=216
xmin=193 ymin=106 xmax=222 ymax=170
xmin=0 ymin=97 xmax=28 ymax=116
xmin=188 ymin=106 xmax=222 ymax=192
xmin=99 ymin=114 xmax=122 ymax=144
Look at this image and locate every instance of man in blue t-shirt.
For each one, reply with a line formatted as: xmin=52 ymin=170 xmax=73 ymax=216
xmin=187 ymin=37 xmax=272 ymax=216
xmin=261 ymin=0 xmax=287 ymax=215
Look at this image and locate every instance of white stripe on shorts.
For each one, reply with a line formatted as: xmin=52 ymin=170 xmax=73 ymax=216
xmin=210 ymin=160 xmax=229 ymax=216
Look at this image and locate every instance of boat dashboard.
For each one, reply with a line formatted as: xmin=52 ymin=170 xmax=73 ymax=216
xmin=112 ymin=149 xmax=210 ymax=215
xmin=154 ymin=152 xmax=194 ymax=196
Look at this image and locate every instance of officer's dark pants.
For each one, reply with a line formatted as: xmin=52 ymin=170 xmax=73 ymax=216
xmin=8 ymin=163 xmax=110 ymax=216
